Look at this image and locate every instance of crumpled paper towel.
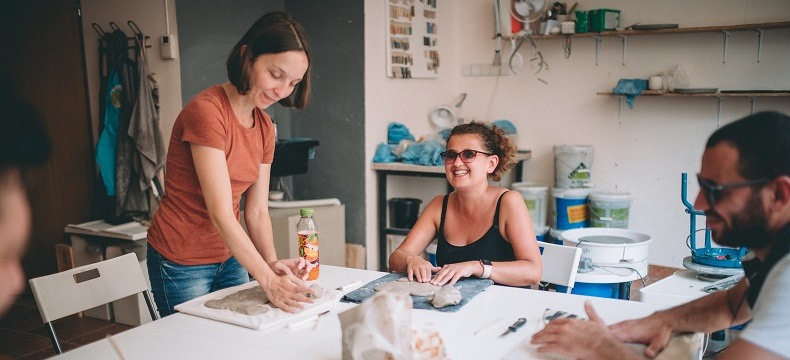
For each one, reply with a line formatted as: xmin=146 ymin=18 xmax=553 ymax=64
xmin=339 ymin=292 xmax=413 ymax=360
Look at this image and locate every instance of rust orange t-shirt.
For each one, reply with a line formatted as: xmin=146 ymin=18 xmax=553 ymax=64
xmin=147 ymin=85 xmax=275 ymax=265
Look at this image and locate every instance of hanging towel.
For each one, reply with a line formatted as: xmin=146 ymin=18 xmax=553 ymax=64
xmin=95 ymin=70 xmax=121 ymax=196
xmin=128 ymin=49 xmax=165 ymax=191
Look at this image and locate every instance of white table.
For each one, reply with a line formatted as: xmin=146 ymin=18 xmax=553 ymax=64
xmin=53 ymin=265 xmax=667 ymax=360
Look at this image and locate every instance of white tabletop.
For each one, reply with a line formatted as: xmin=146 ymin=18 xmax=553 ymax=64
xmin=53 ymin=265 xmax=665 ymax=360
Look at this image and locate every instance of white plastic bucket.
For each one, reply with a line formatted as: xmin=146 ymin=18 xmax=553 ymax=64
xmin=554 ymin=145 xmax=594 ymax=188
xmin=512 ymin=182 xmax=549 ymax=228
xmin=552 ymin=188 xmax=591 ymax=230
xmin=549 ymin=228 xmax=565 ymax=245
xmin=561 ymin=228 xmax=651 ymax=264
xmin=589 ymin=192 xmax=633 ymax=229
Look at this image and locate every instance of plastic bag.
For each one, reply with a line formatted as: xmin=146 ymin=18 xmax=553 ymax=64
xmin=339 ymin=292 xmax=413 ymax=360
xmin=660 ymin=64 xmax=690 ymax=91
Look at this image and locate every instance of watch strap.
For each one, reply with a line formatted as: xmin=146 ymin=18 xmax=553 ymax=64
xmin=480 ymin=259 xmax=492 ymax=279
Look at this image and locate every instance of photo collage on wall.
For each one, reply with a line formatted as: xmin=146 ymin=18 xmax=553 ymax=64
xmin=387 ymin=0 xmax=439 ymax=79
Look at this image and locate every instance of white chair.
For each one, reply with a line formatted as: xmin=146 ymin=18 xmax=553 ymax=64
xmin=28 ymin=253 xmax=159 ymax=354
xmin=538 ymin=242 xmax=582 ymax=293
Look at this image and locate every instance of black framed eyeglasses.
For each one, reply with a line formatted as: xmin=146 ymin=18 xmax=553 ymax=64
xmin=696 ymin=173 xmax=771 ymax=206
xmin=439 ymin=149 xmax=494 ymax=164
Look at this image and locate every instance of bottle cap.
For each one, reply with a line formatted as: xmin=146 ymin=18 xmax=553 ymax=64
xmin=300 ymin=208 xmax=314 ymax=217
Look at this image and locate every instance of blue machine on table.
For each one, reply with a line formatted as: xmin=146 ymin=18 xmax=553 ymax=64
xmin=681 ymin=173 xmax=747 ymax=269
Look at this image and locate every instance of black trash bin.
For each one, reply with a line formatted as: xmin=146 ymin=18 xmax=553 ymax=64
xmin=388 ymin=198 xmax=423 ymax=229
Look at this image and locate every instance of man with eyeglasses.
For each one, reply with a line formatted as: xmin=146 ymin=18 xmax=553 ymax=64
xmin=531 ymin=111 xmax=790 ymax=359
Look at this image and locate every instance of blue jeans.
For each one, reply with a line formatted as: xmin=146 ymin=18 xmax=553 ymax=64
xmin=147 ymin=246 xmax=249 ymax=317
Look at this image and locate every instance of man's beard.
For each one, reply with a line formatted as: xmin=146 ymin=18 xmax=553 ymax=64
xmin=710 ymin=193 xmax=772 ymax=249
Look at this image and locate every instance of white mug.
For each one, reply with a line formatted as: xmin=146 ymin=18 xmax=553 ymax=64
xmin=648 ymin=76 xmax=663 ymax=90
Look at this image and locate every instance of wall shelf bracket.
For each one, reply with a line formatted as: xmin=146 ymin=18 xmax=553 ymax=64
xmin=594 ymin=36 xmax=602 ymax=65
xmin=721 ymin=31 xmax=731 ymax=63
xmin=716 ymin=97 xmax=724 ymax=126
xmin=619 ymin=35 xmax=628 ymax=65
xmin=756 ymin=29 xmax=765 ymax=62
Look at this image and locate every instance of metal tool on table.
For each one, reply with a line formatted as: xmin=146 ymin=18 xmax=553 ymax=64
xmin=500 ymin=318 xmax=527 ymax=337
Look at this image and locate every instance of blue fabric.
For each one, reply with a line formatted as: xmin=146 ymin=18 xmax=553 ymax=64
xmin=95 ymin=70 xmax=121 ymax=196
xmin=400 ymin=139 xmax=444 ymax=166
xmin=492 ymin=119 xmax=517 ymax=134
xmin=147 ymin=246 xmax=249 ymax=317
xmin=342 ymin=273 xmax=494 ymax=313
xmin=613 ymin=79 xmax=648 ymax=108
xmin=387 ymin=122 xmax=415 ymax=145
xmin=372 ymin=142 xmax=397 ymax=163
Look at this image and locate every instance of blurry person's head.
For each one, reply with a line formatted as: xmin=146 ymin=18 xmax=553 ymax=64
xmin=694 ymin=111 xmax=790 ymax=249
xmin=0 ymin=91 xmax=51 ymax=315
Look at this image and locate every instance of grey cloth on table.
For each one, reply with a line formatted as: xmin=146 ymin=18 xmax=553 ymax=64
xmin=342 ymin=273 xmax=494 ymax=313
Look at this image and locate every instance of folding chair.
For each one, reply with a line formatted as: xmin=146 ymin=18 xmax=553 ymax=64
xmin=538 ymin=242 xmax=582 ymax=293
xmin=28 ymin=253 xmax=159 ymax=354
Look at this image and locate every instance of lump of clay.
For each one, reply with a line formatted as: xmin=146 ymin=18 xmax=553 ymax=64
xmin=204 ymin=286 xmax=272 ymax=315
xmin=374 ymin=278 xmax=441 ymax=297
xmin=429 ymin=285 xmax=462 ymax=308
xmin=308 ymin=283 xmax=325 ymax=299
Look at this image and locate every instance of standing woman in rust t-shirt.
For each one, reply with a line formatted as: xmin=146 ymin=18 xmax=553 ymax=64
xmin=147 ymin=12 xmax=313 ymax=316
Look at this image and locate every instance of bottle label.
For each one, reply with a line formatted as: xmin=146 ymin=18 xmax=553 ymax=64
xmin=298 ymin=231 xmax=319 ymax=280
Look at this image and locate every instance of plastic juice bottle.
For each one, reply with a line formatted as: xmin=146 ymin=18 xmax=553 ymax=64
xmin=297 ymin=208 xmax=319 ymax=280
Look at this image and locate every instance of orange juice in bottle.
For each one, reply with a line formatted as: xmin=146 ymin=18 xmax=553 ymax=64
xmin=297 ymin=208 xmax=319 ymax=280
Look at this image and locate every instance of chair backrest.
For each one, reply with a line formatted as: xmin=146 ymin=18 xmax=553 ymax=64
xmin=539 ymin=242 xmax=582 ymax=293
xmin=29 ymin=253 xmax=150 ymax=323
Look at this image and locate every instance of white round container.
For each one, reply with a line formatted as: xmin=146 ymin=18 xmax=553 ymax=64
xmin=561 ymin=228 xmax=651 ymax=264
xmin=512 ymin=182 xmax=549 ymax=228
xmin=554 ymin=145 xmax=594 ymax=189
xmin=549 ymin=228 xmax=565 ymax=245
xmin=588 ymin=192 xmax=633 ymax=229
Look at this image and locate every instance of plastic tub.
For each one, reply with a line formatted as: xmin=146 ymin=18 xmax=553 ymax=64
xmin=554 ymin=145 xmax=594 ymax=189
xmin=589 ymin=192 xmax=632 ymax=229
xmin=552 ymin=188 xmax=591 ymax=230
xmin=561 ymin=228 xmax=652 ymax=264
xmin=388 ymin=198 xmax=422 ymax=228
xmin=512 ymin=182 xmax=549 ymax=228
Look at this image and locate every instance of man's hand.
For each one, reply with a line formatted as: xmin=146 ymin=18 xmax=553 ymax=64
xmin=532 ymin=301 xmax=641 ymax=359
xmin=610 ymin=312 xmax=673 ymax=358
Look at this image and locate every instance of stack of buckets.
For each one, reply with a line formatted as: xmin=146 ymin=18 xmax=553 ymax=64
xmin=551 ymin=145 xmax=632 ymax=244
xmin=512 ymin=145 xmax=634 ymax=244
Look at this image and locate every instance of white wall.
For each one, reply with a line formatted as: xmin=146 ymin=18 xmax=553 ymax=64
xmin=364 ymin=0 xmax=790 ymax=269
xmin=80 ymin=0 xmax=182 ymax=146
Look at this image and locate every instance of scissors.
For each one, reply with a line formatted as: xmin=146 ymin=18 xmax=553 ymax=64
xmin=500 ymin=318 xmax=527 ymax=337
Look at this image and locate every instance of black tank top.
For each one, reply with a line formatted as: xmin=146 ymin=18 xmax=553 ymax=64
xmin=436 ymin=191 xmax=516 ymax=266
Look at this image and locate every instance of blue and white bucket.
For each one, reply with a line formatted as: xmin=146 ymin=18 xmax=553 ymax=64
xmin=553 ymin=188 xmax=591 ymax=230
xmin=549 ymin=228 xmax=565 ymax=245
xmin=535 ymin=226 xmax=550 ymax=243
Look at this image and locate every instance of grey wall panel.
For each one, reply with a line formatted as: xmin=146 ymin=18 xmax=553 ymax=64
xmin=287 ymin=1 xmax=366 ymax=246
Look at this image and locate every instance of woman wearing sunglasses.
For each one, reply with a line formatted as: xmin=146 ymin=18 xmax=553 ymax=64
xmin=389 ymin=122 xmax=542 ymax=287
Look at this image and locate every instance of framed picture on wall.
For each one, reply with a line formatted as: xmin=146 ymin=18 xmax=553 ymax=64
xmin=386 ymin=0 xmax=439 ymax=79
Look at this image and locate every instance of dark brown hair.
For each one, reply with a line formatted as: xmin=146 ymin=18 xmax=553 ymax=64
xmin=449 ymin=121 xmax=515 ymax=181
xmin=226 ymin=12 xmax=311 ymax=109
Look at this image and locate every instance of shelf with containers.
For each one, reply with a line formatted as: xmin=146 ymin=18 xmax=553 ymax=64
xmin=525 ymin=21 xmax=790 ymax=65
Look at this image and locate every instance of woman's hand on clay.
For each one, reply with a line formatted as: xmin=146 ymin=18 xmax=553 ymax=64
xmin=271 ymin=257 xmax=309 ymax=280
xmin=406 ymin=255 xmax=440 ymax=283
xmin=260 ymin=273 xmax=313 ymax=313
xmin=430 ymin=261 xmax=478 ymax=286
